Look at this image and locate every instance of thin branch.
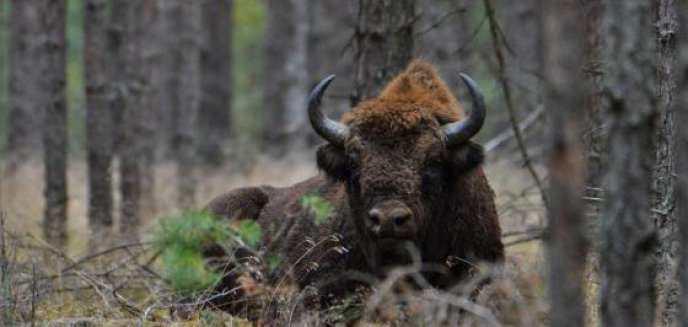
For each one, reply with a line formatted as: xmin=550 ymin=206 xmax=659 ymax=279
xmin=415 ymin=6 xmax=467 ymax=37
xmin=483 ymin=0 xmax=549 ymax=208
xmin=454 ymin=13 xmax=488 ymax=55
xmin=485 ymin=104 xmax=545 ymax=152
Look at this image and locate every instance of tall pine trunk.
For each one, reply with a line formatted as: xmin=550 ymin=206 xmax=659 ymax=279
xmin=675 ymin=1 xmax=688 ymax=324
xmin=85 ymin=0 xmax=113 ymax=237
xmin=172 ymin=0 xmax=201 ymax=207
xmin=262 ymin=0 xmax=309 ymax=153
xmin=600 ymin=0 xmax=658 ymax=325
xmin=8 ymin=0 xmax=43 ymax=167
xmin=351 ymin=0 xmax=415 ymax=105
xmin=40 ymin=0 xmax=68 ymax=247
xmin=582 ymin=0 xmax=605 ymax=216
xmin=306 ymin=0 xmax=356 ymax=144
xmin=198 ymin=0 xmax=233 ymax=166
xmin=118 ymin=0 xmax=145 ymax=236
xmin=542 ymin=0 xmax=587 ymax=325
xmin=654 ymin=1 xmax=679 ymax=325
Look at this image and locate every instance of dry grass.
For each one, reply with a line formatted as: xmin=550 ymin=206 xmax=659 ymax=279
xmin=0 ymin=150 xmax=549 ymax=326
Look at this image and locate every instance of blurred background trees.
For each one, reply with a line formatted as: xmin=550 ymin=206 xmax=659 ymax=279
xmin=0 ymin=0 xmax=686 ymax=325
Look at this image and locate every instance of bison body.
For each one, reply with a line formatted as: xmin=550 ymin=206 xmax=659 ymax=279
xmin=204 ymin=60 xmax=504 ymax=311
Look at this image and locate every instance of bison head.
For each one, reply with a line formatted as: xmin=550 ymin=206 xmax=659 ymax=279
xmin=310 ymin=61 xmax=486 ymax=264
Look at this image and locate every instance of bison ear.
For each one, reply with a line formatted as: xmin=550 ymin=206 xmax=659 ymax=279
xmin=316 ymin=144 xmax=354 ymax=181
xmin=447 ymin=142 xmax=485 ymax=174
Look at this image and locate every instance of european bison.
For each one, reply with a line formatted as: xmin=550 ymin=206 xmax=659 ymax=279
xmin=204 ymin=60 xmax=504 ymax=313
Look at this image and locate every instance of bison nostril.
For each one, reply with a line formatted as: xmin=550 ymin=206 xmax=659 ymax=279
xmin=390 ymin=213 xmax=411 ymax=226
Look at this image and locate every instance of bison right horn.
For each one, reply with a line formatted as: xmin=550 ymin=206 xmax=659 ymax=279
xmin=308 ymin=75 xmax=350 ymax=147
xmin=441 ymin=73 xmax=486 ymax=148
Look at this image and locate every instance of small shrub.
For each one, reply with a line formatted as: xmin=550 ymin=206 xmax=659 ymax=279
xmin=235 ymin=219 xmax=262 ymax=248
xmin=152 ymin=210 xmax=230 ymax=295
xmin=152 ymin=210 xmax=264 ymax=296
xmin=301 ymin=194 xmax=334 ymax=225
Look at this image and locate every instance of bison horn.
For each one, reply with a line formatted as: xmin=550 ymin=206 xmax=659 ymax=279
xmin=308 ymin=75 xmax=350 ymax=147
xmin=441 ymin=73 xmax=486 ymax=148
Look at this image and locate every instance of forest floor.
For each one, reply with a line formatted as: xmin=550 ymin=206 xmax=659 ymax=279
xmin=0 ymin=151 xmax=580 ymax=326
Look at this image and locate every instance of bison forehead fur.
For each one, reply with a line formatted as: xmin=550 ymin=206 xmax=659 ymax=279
xmin=203 ymin=59 xmax=504 ymax=312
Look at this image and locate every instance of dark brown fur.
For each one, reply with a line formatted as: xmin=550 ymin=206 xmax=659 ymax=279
xmin=203 ymin=60 xmax=504 ymax=312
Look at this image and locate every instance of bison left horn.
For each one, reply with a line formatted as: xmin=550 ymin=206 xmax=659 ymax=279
xmin=308 ymin=75 xmax=350 ymax=147
xmin=441 ymin=73 xmax=486 ymax=148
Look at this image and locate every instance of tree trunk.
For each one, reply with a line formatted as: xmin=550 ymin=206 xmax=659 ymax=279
xmin=305 ymin=0 xmax=356 ymax=145
xmin=675 ymin=1 xmax=688 ymax=324
xmin=85 ymin=0 xmax=113 ymax=237
xmin=40 ymin=0 xmax=68 ymax=247
xmin=542 ymin=1 xmax=587 ymax=325
xmin=118 ymin=0 xmax=145 ymax=236
xmin=654 ymin=1 xmax=679 ymax=325
xmin=581 ymin=0 xmax=605 ymax=219
xmin=262 ymin=0 xmax=309 ymax=153
xmin=415 ymin=0 xmax=475 ymax=75
xmin=198 ymin=0 xmax=233 ymax=166
xmin=600 ymin=0 xmax=658 ymax=325
xmin=8 ymin=0 xmax=44 ymax=167
xmin=171 ymin=0 xmax=201 ymax=207
xmin=351 ymin=0 xmax=415 ymax=105
xmin=147 ymin=0 xmax=177 ymax=161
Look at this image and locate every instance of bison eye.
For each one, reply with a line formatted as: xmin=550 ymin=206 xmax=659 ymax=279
xmin=422 ymin=165 xmax=444 ymax=183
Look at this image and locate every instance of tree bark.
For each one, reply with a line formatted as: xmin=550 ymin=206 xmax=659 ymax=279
xmin=8 ymin=0 xmax=44 ymax=167
xmin=262 ymin=0 xmax=309 ymax=153
xmin=581 ymin=0 xmax=605 ymax=218
xmin=415 ymin=0 xmax=474 ymax=72
xmin=85 ymin=0 xmax=113 ymax=236
xmin=305 ymin=0 xmax=356 ymax=145
xmin=675 ymin=1 xmax=688 ymax=325
xmin=171 ymin=0 xmax=201 ymax=207
xmin=40 ymin=0 xmax=68 ymax=247
xmin=542 ymin=1 xmax=587 ymax=326
xmin=653 ymin=1 xmax=679 ymax=326
xmin=146 ymin=0 xmax=177 ymax=161
xmin=600 ymin=0 xmax=658 ymax=325
xmin=118 ymin=0 xmax=145 ymax=236
xmin=198 ymin=0 xmax=233 ymax=166
xmin=351 ymin=0 xmax=415 ymax=105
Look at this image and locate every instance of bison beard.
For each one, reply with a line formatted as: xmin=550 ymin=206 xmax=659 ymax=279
xmin=203 ymin=60 xmax=504 ymax=318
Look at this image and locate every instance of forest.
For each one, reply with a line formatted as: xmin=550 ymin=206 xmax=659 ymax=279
xmin=0 ymin=0 xmax=686 ymax=326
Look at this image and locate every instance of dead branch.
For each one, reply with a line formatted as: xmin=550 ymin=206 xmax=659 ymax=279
xmin=485 ymin=105 xmax=545 ymax=152
xmin=483 ymin=0 xmax=549 ymax=208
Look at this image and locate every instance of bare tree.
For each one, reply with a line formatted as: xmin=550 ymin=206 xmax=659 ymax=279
xmin=415 ymin=0 xmax=474 ymax=71
xmin=118 ymin=0 xmax=146 ymax=236
xmin=676 ymin=1 xmax=688 ymax=324
xmin=171 ymin=0 xmax=201 ymax=207
xmin=7 ymin=0 xmax=43 ymax=167
xmin=306 ymin=0 xmax=356 ymax=142
xmin=262 ymin=0 xmax=309 ymax=152
xmin=581 ymin=0 xmax=605 ymax=214
xmin=39 ymin=0 xmax=68 ymax=247
xmin=600 ymin=0 xmax=658 ymax=325
xmin=542 ymin=0 xmax=587 ymax=325
xmin=85 ymin=0 xmax=113 ymax=237
xmin=351 ymin=0 xmax=415 ymax=105
xmin=198 ymin=0 xmax=233 ymax=166
xmin=144 ymin=0 xmax=176 ymax=161
xmin=654 ymin=1 xmax=679 ymax=325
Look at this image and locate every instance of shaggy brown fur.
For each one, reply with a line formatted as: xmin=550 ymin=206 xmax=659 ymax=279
xmin=203 ymin=60 xmax=504 ymax=317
